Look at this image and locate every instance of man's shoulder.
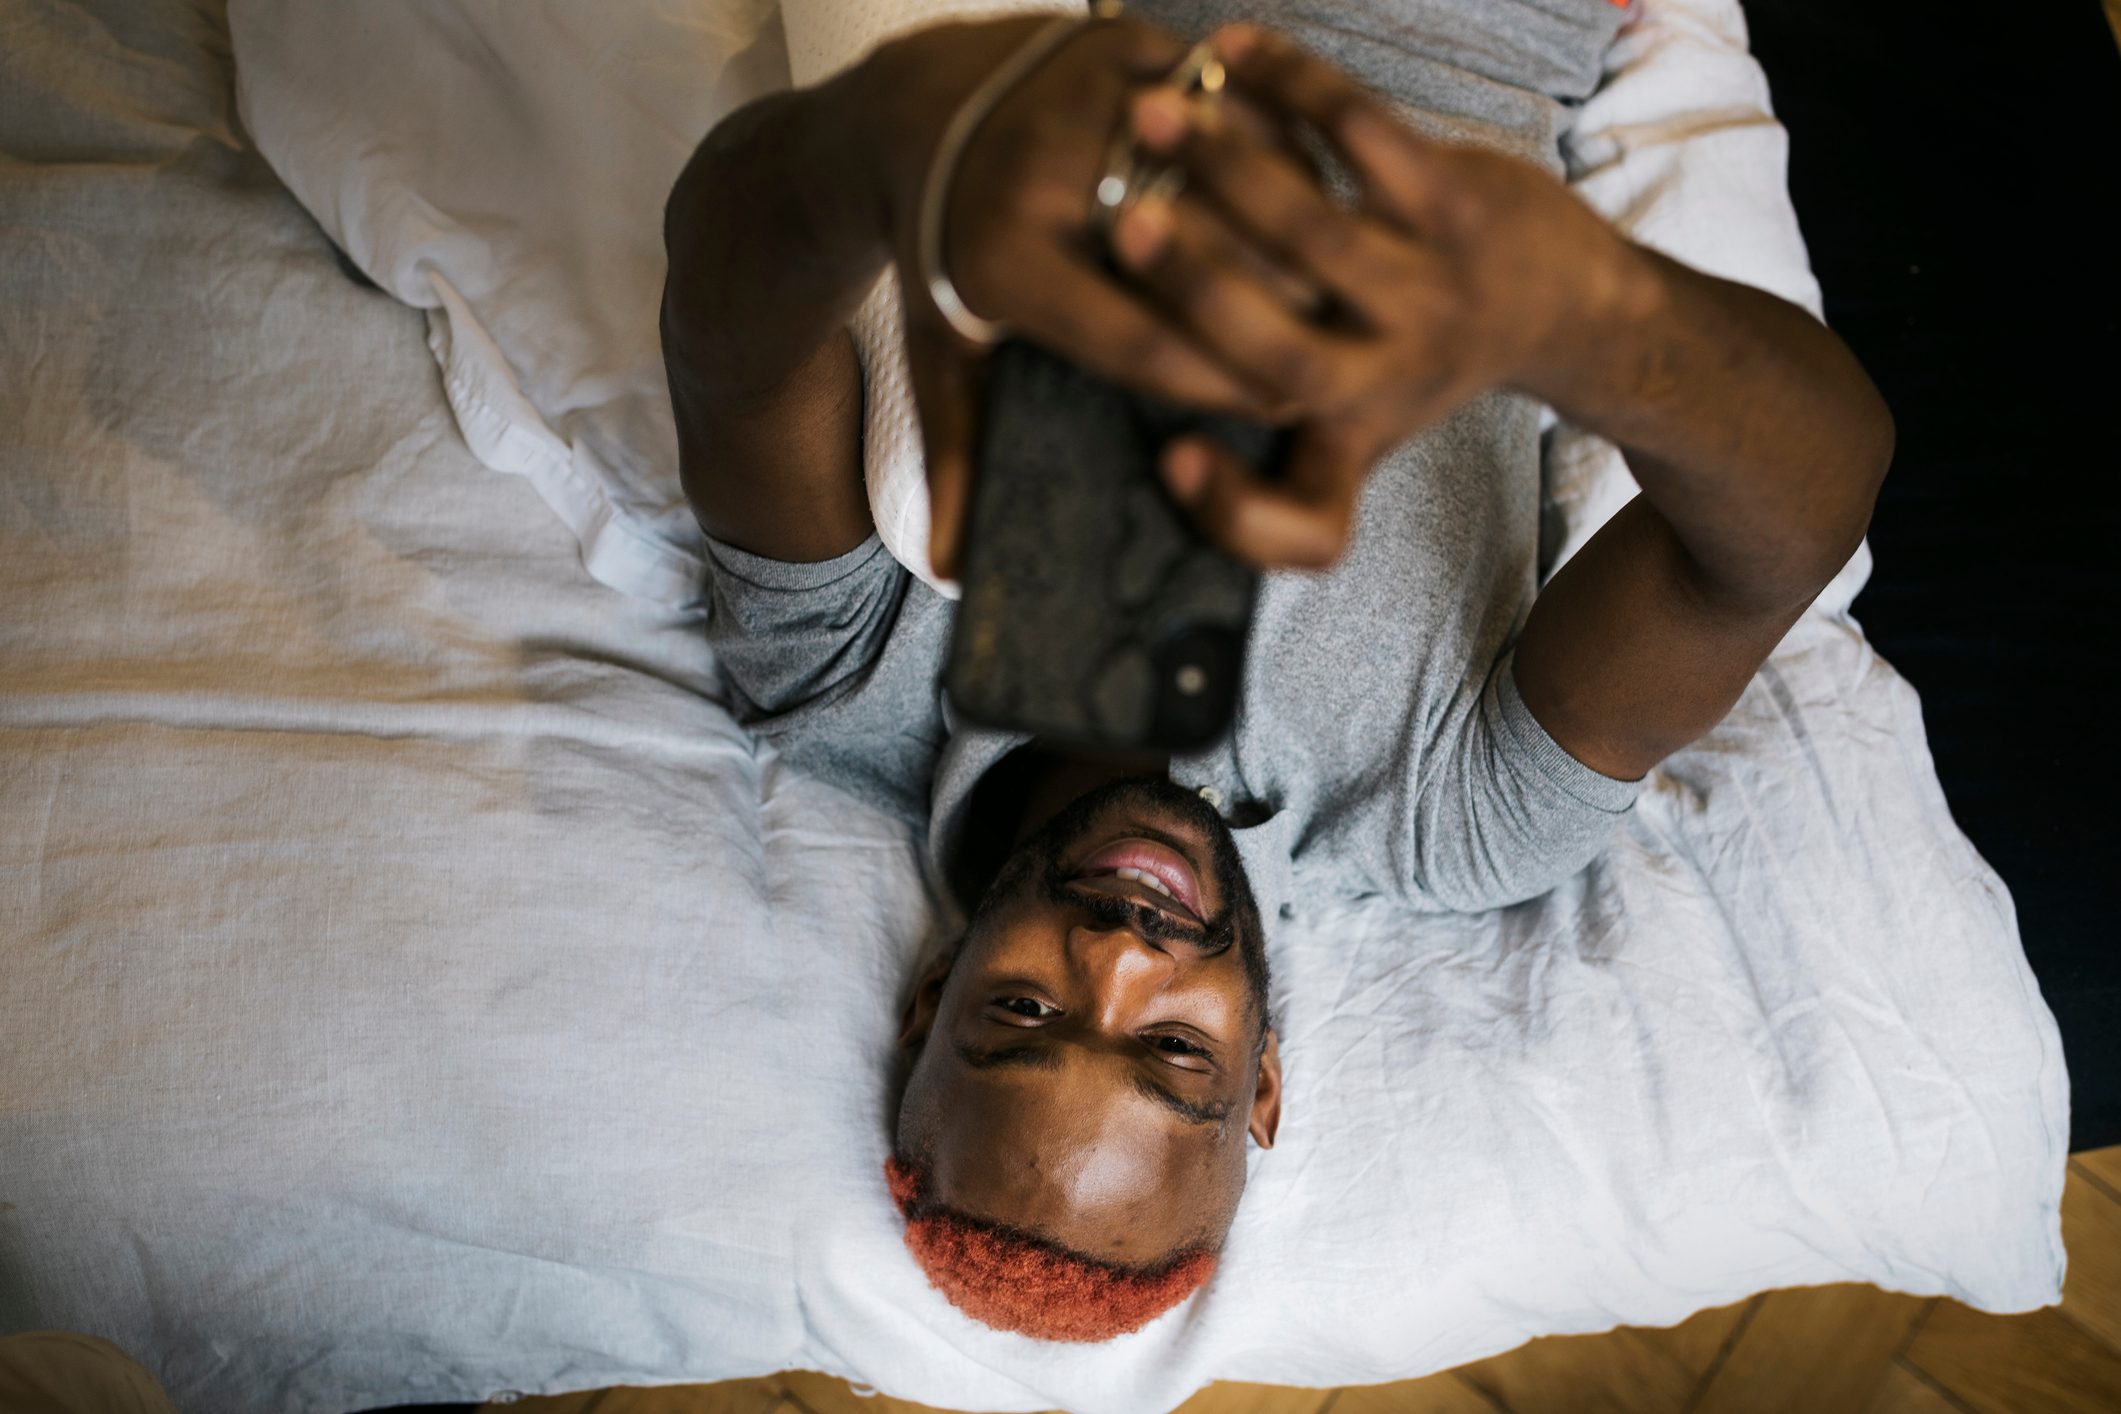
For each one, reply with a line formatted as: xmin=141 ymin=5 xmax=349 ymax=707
xmin=705 ymin=533 xmax=956 ymax=818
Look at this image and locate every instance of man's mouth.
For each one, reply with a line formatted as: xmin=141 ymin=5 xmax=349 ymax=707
xmin=1072 ymin=838 xmax=1206 ymax=924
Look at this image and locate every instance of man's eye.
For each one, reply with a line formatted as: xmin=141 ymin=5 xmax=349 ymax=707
xmin=1001 ymin=997 xmax=1056 ymax=1019
xmin=1150 ymin=1034 xmax=1210 ymax=1059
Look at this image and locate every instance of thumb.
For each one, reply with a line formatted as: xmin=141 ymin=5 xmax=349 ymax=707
xmin=1161 ymin=429 xmax=1365 ymax=571
xmin=901 ymin=304 xmax=989 ymax=583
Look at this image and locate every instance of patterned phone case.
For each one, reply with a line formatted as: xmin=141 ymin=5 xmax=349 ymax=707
xmin=943 ymin=337 xmax=1290 ymax=753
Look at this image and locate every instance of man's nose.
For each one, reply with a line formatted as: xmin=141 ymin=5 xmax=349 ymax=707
xmin=1066 ymin=923 xmax=1175 ymax=1031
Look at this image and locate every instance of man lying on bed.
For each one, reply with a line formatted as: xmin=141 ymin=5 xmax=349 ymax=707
xmin=661 ymin=8 xmax=1891 ymax=1342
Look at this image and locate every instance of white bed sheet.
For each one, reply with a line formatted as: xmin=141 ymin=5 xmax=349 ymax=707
xmin=0 ymin=2 xmax=2069 ymax=1413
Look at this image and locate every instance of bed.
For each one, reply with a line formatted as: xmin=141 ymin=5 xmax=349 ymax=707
xmin=0 ymin=1 xmax=2075 ymax=1411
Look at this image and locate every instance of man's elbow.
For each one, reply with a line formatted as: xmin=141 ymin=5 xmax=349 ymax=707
xmin=1799 ymin=393 xmax=1896 ymax=596
xmin=1846 ymin=377 xmax=1897 ymax=511
xmin=1730 ymin=400 xmax=1897 ymax=613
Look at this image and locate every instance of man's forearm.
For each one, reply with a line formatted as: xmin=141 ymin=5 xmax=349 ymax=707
xmin=1536 ymin=247 xmax=1895 ymax=608
xmin=661 ymin=62 xmax=903 ymax=558
xmin=662 ymin=65 xmax=894 ymax=405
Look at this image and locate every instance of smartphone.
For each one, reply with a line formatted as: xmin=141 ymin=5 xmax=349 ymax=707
xmin=942 ymin=336 xmax=1292 ymax=754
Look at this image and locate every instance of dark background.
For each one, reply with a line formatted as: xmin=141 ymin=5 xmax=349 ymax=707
xmin=1746 ymin=0 xmax=2120 ymax=1150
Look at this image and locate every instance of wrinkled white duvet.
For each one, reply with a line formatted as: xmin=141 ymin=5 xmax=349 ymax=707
xmin=0 ymin=1 xmax=2067 ymax=1412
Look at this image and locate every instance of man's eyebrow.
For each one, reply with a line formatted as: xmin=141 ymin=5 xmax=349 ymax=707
xmin=955 ymin=1040 xmax=1063 ymax=1071
xmin=1131 ymin=1070 xmax=1232 ymax=1128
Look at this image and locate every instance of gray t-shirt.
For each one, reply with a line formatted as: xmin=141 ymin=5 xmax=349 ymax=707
xmin=703 ymin=0 xmax=1640 ymax=925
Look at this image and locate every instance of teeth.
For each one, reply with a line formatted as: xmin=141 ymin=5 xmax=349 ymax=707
xmin=1115 ymin=866 xmax=1174 ymax=899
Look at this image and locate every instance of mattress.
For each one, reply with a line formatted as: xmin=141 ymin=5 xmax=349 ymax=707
xmin=0 ymin=1 xmax=2070 ymax=1411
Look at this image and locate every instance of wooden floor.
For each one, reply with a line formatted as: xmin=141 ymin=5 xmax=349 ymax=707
xmin=493 ymin=1147 xmax=2121 ymax=1414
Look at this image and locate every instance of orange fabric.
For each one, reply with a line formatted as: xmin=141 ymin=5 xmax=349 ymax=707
xmin=885 ymin=1157 xmax=1215 ymax=1342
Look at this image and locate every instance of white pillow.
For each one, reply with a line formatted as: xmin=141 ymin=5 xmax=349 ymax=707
xmin=231 ymin=0 xmax=1068 ymax=606
xmin=232 ymin=0 xmax=791 ymax=605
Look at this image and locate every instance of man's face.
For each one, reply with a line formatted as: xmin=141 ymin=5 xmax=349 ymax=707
xmin=896 ymin=776 xmax=1281 ymax=1266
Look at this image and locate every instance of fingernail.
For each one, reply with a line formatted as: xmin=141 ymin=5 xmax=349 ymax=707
xmin=1113 ymin=196 xmax=1172 ymax=268
xmin=1162 ymin=441 xmax=1209 ymax=500
xmin=1129 ymin=87 xmax=1188 ymax=152
xmin=1209 ymin=23 xmax=1258 ymax=63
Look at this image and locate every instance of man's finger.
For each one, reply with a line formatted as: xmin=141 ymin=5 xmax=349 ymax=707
xmin=996 ymin=240 xmax=1281 ymax=419
xmin=1114 ymin=190 xmax=1373 ymax=415
xmin=1161 ymin=426 xmax=1371 ymax=570
xmin=1205 ymin=23 xmax=1454 ymax=233
xmin=1131 ymin=86 xmax=1441 ymax=318
xmin=1104 ymin=12 xmax=1199 ymax=79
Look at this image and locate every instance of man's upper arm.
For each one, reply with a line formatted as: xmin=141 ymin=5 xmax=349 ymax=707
xmin=1511 ymin=491 xmax=1813 ymax=782
xmin=702 ymin=527 xmax=947 ymax=824
xmin=665 ymin=318 xmax=877 ymax=564
xmin=1520 ymin=0 xmax=1844 ymax=782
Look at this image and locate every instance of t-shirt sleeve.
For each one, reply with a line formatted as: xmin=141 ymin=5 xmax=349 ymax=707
xmin=1405 ymin=645 xmax=1643 ymax=912
xmin=703 ymin=532 xmax=949 ymax=824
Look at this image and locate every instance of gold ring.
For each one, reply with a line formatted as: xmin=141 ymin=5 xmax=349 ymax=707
xmin=1092 ymin=39 xmax=1226 ymax=247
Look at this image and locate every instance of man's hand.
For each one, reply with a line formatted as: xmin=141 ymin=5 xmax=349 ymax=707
xmin=858 ymin=15 xmax=1324 ymax=578
xmin=664 ymin=13 xmax=1288 ymax=569
xmin=1113 ymin=22 xmax=1894 ymax=783
xmin=1104 ymin=23 xmax=1645 ymax=568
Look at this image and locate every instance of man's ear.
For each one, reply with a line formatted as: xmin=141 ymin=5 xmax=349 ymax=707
xmin=896 ymin=944 xmax=960 ymax=1051
xmin=1247 ymin=1027 xmax=1283 ymax=1150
